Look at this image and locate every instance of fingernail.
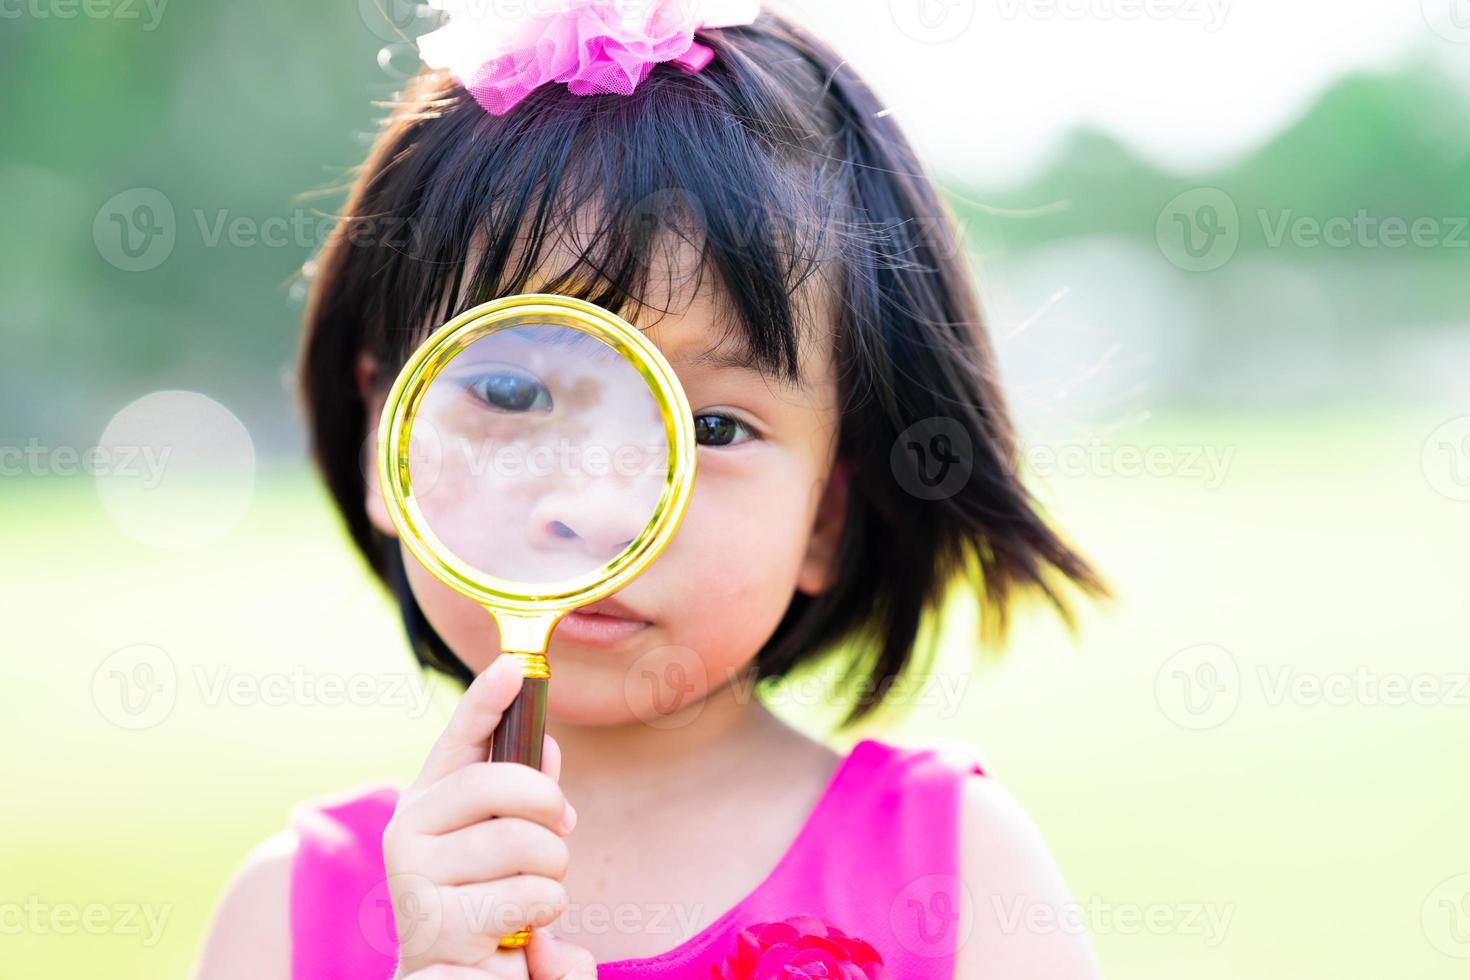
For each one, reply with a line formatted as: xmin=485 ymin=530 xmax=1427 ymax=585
xmin=562 ymin=800 xmax=577 ymax=832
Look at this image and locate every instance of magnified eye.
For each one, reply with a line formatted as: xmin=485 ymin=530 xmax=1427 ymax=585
xmin=462 ymin=367 xmax=553 ymax=413
xmin=693 ymin=413 xmax=755 ymax=447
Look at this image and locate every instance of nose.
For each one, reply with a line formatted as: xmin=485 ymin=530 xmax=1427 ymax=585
xmin=527 ymin=488 xmax=646 ymax=564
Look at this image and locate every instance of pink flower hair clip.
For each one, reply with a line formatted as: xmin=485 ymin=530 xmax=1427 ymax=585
xmin=417 ymin=0 xmax=761 ymax=116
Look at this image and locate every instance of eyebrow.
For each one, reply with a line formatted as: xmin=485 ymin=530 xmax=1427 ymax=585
xmin=679 ymin=341 xmax=807 ymax=389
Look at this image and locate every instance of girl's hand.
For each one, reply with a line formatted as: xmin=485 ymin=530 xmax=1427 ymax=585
xmin=384 ymin=654 xmax=576 ymax=978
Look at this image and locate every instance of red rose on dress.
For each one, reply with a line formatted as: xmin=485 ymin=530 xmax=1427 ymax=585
xmin=711 ymin=914 xmax=889 ymax=979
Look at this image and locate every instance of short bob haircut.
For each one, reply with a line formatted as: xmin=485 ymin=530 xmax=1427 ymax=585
xmin=298 ymin=8 xmax=1104 ymax=726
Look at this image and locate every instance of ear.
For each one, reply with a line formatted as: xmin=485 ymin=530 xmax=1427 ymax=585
xmin=795 ymin=459 xmax=849 ymax=596
xmin=355 ymin=351 xmax=398 ymax=540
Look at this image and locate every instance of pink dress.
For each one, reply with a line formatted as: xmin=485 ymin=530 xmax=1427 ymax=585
xmin=288 ymin=738 xmax=984 ymax=978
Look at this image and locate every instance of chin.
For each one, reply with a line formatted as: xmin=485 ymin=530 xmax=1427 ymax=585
xmin=543 ymin=652 xmax=715 ymax=729
xmin=544 ymin=680 xmax=648 ymax=727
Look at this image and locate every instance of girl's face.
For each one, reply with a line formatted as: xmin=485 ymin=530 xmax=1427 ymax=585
xmin=362 ymin=256 xmax=846 ymax=728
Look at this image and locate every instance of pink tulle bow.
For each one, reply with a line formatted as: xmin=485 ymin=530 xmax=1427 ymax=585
xmin=418 ymin=0 xmax=761 ymax=116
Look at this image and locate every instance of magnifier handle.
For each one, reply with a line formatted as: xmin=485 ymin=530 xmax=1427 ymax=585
xmin=492 ymin=671 xmax=548 ymax=768
xmin=493 ymin=652 xmax=549 ymax=950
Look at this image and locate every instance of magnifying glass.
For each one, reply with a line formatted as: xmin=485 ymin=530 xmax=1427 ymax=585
xmin=376 ymin=293 xmax=697 ymax=947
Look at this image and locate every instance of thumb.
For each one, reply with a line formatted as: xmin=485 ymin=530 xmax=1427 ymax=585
xmin=524 ymin=927 xmax=597 ymax=980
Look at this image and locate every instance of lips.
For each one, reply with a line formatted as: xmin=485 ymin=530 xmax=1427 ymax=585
xmin=552 ymin=595 xmax=650 ymax=648
xmin=578 ymin=596 xmax=645 ymax=620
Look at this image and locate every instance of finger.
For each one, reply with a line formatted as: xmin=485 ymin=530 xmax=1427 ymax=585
xmin=408 ymin=761 xmax=572 ymax=835
xmin=525 ymin=927 xmax=598 ymax=980
xmin=411 ymin=655 xmax=524 ymax=794
xmin=540 ymin=734 xmax=561 ymax=783
xmin=450 ymin=875 xmax=567 ymax=938
xmin=539 ymin=736 xmax=575 ymax=833
xmin=416 ymin=818 xmax=570 ymax=884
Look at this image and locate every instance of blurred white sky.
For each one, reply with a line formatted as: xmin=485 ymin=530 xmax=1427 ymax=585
xmin=777 ymin=0 xmax=1467 ymax=183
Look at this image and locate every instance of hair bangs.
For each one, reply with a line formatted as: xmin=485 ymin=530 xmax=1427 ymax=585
xmin=346 ymin=69 xmax=840 ymax=386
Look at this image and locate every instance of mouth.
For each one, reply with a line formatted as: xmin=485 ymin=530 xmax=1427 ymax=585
xmin=552 ymin=597 xmax=650 ymax=648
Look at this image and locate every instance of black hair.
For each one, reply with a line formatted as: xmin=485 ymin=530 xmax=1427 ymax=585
xmin=297 ymin=8 xmax=1105 ymax=727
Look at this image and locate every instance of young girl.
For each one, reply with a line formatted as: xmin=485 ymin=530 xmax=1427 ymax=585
xmin=198 ymin=3 xmax=1105 ymax=977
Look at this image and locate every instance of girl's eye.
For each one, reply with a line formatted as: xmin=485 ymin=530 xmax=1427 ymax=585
xmin=693 ymin=413 xmax=755 ymax=447
xmin=463 ymin=369 xmax=552 ymax=413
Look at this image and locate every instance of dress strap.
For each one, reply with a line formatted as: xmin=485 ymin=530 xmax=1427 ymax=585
xmin=288 ymin=784 xmax=401 ymax=980
xmin=763 ymin=737 xmax=986 ymax=973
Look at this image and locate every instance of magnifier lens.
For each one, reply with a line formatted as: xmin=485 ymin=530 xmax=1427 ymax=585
xmin=408 ymin=322 xmax=669 ymax=589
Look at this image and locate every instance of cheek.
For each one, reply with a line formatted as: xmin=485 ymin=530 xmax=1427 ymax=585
xmin=647 ymin=462 xmax=816 ymax=667
xmin=400 ymin=547 xmax=501 ymax=674
xmin=542 ymin=462 xmax=823 ymax=728
xmin=533 ymin=479 xmax=815 ymax=728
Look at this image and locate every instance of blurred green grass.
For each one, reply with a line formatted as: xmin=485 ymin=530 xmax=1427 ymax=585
xmin=5 ymin=407 xmax=1468 ymax=978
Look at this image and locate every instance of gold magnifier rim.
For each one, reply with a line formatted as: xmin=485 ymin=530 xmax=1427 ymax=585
xmin=377 ymin=293 xmax=697 ymax=617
